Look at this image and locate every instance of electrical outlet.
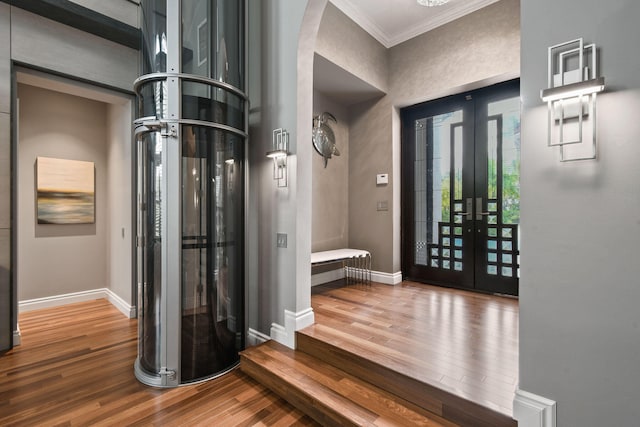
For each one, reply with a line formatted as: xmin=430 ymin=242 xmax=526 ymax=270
xmin=277 ymin=233 xmax=287 ymax=248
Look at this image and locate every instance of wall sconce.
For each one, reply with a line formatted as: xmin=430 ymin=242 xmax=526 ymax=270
xmin=266 ymin=128 xmax=289 ymax=187
xmin=541 ymin=38 xmax=605 ymax=162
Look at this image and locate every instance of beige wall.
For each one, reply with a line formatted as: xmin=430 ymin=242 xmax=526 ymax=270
xmin=18 ymin=84 xmax=108 ymax=301
xmin=106 ymin=102 xmax=133 ymax=305
xmin=312 ymin=90 xmax=350 ymax=252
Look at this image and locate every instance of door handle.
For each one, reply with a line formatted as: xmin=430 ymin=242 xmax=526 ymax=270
xmin=458 ymin=198 xmax=473 ymax=220
xmin=476 ymin=197 xmax=490 ymax=220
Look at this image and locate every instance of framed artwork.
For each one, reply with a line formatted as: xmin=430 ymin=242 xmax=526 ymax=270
xmin=36 ymin=157 xmax=95 ymax=224
xmin=197 ymin=18 xmax=208 ymax=67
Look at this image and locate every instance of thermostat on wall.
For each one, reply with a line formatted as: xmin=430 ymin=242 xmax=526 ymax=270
xmin=376 ymin=173 xmax=389 ymax=185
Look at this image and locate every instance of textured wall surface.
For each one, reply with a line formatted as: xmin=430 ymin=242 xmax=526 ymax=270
xmin=11 ymin=8 xmax=138 ymax=92
xmin=348 ymin=95 xmax=393 ymax=272
xmin=389 ymin=0 xmax=520 ymax=108
xmin=316 ymin=2 xmax=388 ymax=93
xmin=68 ymin=0 xmax=140 ymax=28
xmin=312 ymin=91 xmax=350 ymax=253
xmin=311 ymin=0 xmax=520 ymax=275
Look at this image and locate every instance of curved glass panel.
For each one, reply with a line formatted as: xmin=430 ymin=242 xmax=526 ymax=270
xmin=181 ymin=0 xmax=244 ymax=90
xmin=137 ymin=131 xmax=163 ymax=376
xmin=138 ymin=80 xmax=168 ymax=119
xmin=141 ymin=0 xmax=167 ymax=75
xmin=182 ymin=81 xmax=244 ymax=130
xmin=137 ymin=0 xmax=245 ymax=387
xmin=181 ymin=125 xmax=244 ymax=382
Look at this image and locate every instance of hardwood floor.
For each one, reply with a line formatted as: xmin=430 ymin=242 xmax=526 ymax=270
xmin=0 ymin=300 xmax=317 ymax=426
xmin=309 ymin=280 xmax=519 ymax=418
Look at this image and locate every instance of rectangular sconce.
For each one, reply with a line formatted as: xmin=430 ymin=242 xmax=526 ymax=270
xmin=541 ymin=77 xmax=605 ymax=102
xmin=541 ymin=38 xmax=605 ymax=162
xmin=267 ymin=128 xmax=289 ymax=187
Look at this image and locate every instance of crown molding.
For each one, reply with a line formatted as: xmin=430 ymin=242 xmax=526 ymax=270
xmin=330 ymin=0 xmax=501 ymax=48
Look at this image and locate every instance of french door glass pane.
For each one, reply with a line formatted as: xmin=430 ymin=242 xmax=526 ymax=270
xmin=414 ymin=110 xmax=463 ymax=267
xmin=488 ymin=97 xmax=520 ymax=225
xmin=486 ymin=96 xmax=520 ymax=279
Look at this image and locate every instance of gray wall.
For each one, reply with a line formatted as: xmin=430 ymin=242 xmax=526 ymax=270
xmin=68 ymin=0 xmax=140 ymax=28
xmin=312 ymin=90 xmax=350 ymax=252
xmin=519 ymin=0 xmax=640 ymax=425
xmin=247 ymin=0 xmax=316 ymax=336
xmin=17 ymin=84 xmax=108 ymax=300
xmin=0 ymin=2 xmax=10 ymax=350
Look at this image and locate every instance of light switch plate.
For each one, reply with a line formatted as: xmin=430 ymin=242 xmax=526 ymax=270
xmin=276 ymin=233 xmax=287 ymax=248
xmin=376 ymin=173 xmax=389 ymax=185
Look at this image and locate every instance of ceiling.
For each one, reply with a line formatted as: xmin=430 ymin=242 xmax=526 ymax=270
xmin=330 ymin=0 xmax=501 ymax=48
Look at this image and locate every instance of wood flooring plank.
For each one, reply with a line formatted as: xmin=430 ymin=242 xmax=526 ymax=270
xmin=305 ymin=281 xmax=518 ymax=426
xmin=0 ymin=299 xmax=316 ymax=426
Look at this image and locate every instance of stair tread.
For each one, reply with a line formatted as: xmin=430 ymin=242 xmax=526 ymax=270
xmin=241 ymin=340 xmax=456 ymax=427
xmin=296 ymin=325 xmax=517 ymax=427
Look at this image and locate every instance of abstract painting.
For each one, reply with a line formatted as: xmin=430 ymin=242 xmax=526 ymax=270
xmin=36 ymin=157 xmax=95 ymax=224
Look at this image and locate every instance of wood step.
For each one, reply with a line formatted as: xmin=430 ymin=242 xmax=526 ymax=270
xmin=296 ymin=324 xmax=516 ymax=427
xmin=240 ymin=340 xmax=458 ymax=427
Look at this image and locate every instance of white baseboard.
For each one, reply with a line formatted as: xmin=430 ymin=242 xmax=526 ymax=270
xmin=270 ymin=322 xmax=287 ymax=346
xmin=513 ymin=388 xmax=556 ymax=427
xmin=19 ymin=288 xmax=135 ymax=319
xmin=105 ymin=289 xmax=137 ymax=318
xmin=311 ymin=268 xmax=345 ymax=286
xmin=371 ymin=270 xmax=403 ymax=285
xmin=271 ymin=307 xmax=315 ymax=349
xmin=312 ymin=269 xmax=402 ymax=286
xmin=247 ymin=328 xmax=270 ymax=347
xmin=13 ymin=326 xmax=21 ymax=346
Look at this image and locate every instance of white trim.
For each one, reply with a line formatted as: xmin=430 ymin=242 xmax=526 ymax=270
xmin=311 ymin=268 xmax=345 ymax=286
xmin=513 ymin=389 xmax=557 ymax=427
xmin=371 ymin=270 xmax=403 ymax=285
xmin=247 ymin=328 xmax=270 ymax=347
xmin=270 ymin=322 xmax=287 ymax=346
xmin=13 ymin=325 xmax=21 ymax=346
xmin=330 ymin=0 xmax=500 ymax=48
xmin=19 ymin=288 xmax=135 ymax=318
xmin=271 ymin=307 xmax=315 ymax=349
xmin=105 ymin=289 xmax=137 ymax=318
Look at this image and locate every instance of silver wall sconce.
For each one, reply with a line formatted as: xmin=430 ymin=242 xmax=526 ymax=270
xmin=541 ymin=38 xmax=605 ymax=162
xmin=266 ymin=128 xmax=289 ymax=187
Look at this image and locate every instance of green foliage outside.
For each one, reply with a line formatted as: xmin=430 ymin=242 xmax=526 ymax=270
xmin=438 ymin=158 xmax=520 ymax=225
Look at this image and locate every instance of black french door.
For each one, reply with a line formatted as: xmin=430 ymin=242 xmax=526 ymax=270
xmin=401 ymin=79 xmax=520 ymax=296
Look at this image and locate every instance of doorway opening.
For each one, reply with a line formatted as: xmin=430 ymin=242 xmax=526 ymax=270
xmin=14 ymin=68 xmax=136 ymax=330
xmin=401 ymin=79 xmax=520 ymax=296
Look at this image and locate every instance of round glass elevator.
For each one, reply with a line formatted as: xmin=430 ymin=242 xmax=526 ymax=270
xmin=133 ymin=0 xmax=246 ymax=387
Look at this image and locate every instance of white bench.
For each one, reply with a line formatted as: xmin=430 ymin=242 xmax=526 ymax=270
xmin=311 ymin=249 xmax=371 ymax=285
